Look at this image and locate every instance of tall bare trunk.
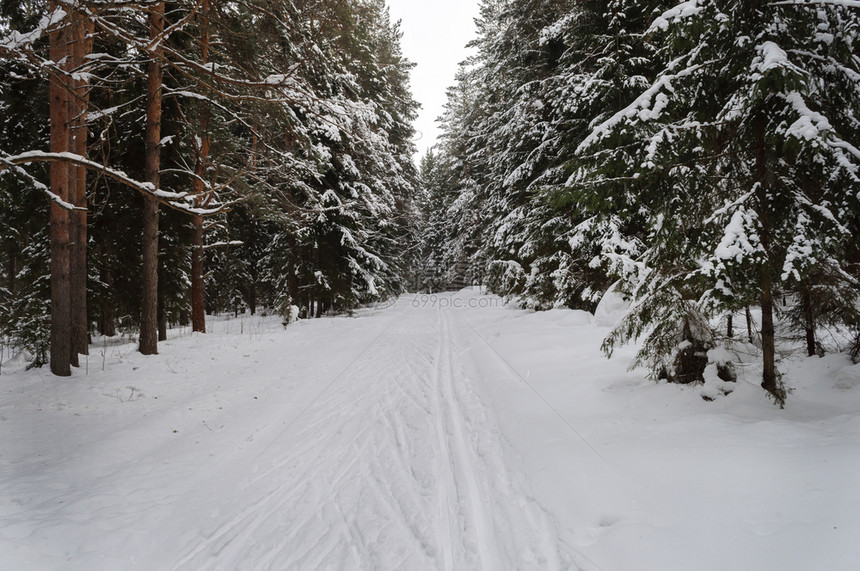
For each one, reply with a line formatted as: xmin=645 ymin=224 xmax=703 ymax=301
xmin=158 ymin=281 xmax=167 ymax=341
xmin=191 ymin=216 xmax=206 ymax=332
xmin=139 ymin=2 xmax=164 ymax=356
xmin=755 ymin=116 xmax=780 ymax=400
xmin=745 ymin=305 xmax=754 ymax=343
xmin=191 ymin=0 xmax=211 ymax=334
xmin=49 ymin=2 xmax=71 ymax=376
xmin=803 ymin=285 xmax=817 ymax=357
xmin=69 ymin=8 xmax=92 ymax=362
xmin=760 ymin=268 xmax=778 ymax=395
xmin=98 ymin=259 xmax=116 ymax=336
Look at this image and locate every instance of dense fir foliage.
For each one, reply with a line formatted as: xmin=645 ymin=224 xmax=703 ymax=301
xmin=1 ymin=0 xmax=419 ymax=368
xmin=421 ymin=0 xmax=860 ymax=403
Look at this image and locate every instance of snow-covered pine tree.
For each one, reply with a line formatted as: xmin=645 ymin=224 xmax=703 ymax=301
xmin=477 ymin=0 xmax=579 ymax=308
xmin=290 ymin=0 xmax=417 ymax=313
xmin=427 ymin=0 xmax=668 ymax=310
xmin=208 ymin=0 xmax=419 ymax=317
xmin=2 ymin=0 xmax=422 ymax=371
xmin=435 ymin=62 xmax=490 ymax=289
xmin=0 ymin=2 xmax=51 ymax=368
xmin=537 ymin=0 xmax=667 ymax=311
xmin=578 ymin=0 xmax=860 ymax=403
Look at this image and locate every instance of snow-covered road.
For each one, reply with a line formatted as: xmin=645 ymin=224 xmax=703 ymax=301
xmin=3 ymin=289 xmax=860 ymax=570
xmin=172 ymin=301 xmax=578 ymax=570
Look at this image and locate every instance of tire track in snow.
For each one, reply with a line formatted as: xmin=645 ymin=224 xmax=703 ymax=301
xmin=173 ymin=313 xmax=438 ymax=570
xmin=431 ymin=309 xmax=500 ymax=570
xmin=448 ymin=306 xmax=600 ymax=571
xmin=171 ymin=296 xmax=590 ymax=570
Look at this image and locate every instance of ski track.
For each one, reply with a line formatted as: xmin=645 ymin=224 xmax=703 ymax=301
xmin=173 ymin=299 xmax=581 ymax=570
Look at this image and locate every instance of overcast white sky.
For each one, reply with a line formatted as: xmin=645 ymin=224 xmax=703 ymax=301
xmin=386 ymin=0 xmax=480 ymax=159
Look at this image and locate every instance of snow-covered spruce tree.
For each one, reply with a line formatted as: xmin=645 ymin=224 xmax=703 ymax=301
xmin=209 ymin=0 xmax=419 ymax=318
xmin=0 ymin=4 xmax=51 ymax=368
xmin=284 ymin=0 xmax=418 ymax=314
xmin=417 ymin=149 xmax=458 ymax=292
xmin=430 ymin=0 xmax=668 ymax=310
xmin=435 ymin=62 xmax=491 ymax=289
xmin=476 ymin=0 xmax=580 ymax=308
xmin=578 ymin=0 xmax=860 ymax=403
xmin=515 ymin=0 xmax=671 ymax=310
xmin=535 ymin=0 xmax=668 ymax=310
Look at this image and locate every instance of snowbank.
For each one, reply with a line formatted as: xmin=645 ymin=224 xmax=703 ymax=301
xmin=593 ymin=287 xmax=630 ymax=328
xmin=1 ymin=294 xmax=858 ymax=570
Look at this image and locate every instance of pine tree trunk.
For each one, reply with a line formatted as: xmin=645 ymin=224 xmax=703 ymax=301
xmin=726 ymin=314 xmax=733 ymax=338
xmin=755 ymin=116 xmax=780 ymax=400
xmin=803 ymin=286 xmax=816 ymax=357
xmin=746 ymin=305 xmax=754 ymax=343
xmin=140 ymin=197 xmax=159 ymax=354
xmin=69 ymin=8 xmax=92 ymax=362
xmin=49 ymin=2 xmax=72 ymax=376
xmin=99 ymin=262 xmax=116 ymax=337
xmin=158 ymin=290 xmax=167 ymax=342
xmin=190 ymin=0 xmax=211 ymax=334
xmin=191 ymin=217 xmax=206 ymax=332
xmin=760 ymin=268 xmax=779 ymax=395
xmin=139 ymin=2 xmax=164 ymax=356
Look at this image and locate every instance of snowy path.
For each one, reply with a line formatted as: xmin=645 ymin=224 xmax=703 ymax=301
xmin=171 ymin=302 xmax=577 ymax=569
xmin=4 ymin=290 xmax=860 ymax=570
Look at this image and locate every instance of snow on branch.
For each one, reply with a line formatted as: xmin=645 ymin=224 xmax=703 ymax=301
xmin=0 ymin=6 xmax=66 ymax=54
xmin=781 ymin=91 xmax=860 ymax=177
xmin=0 ymin=151 xmax=227 ymax=215
xmin=576 ymin=60 xmax=703 ymax=154
xmin=771 ymin=0 xmax=860 ymax=7
xmin=0 ymin=157 xmax=78 ymax=210
xmin=202 ymin=241 xmax=243 ymax=250
xmin=649 ymin=1 xmax=704 ymax=34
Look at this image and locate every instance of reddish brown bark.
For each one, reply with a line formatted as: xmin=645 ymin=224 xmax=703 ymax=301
xmin=191 ymin=0 xmax=211 ymax=334
xmin=140 ymin=2 xmax=165 ymax=356
xmin=49 ymin=2 xmax=71 ymax=376
xmin=69 ymin=8 xmax=92 ymax=362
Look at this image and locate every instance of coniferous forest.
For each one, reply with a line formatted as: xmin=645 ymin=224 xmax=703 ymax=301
xmin=2 ymin=0 xmax=420 ymax=374
xmin=4 ymin=2 xmax=860 ymax=567
xmin=3 ymin=0 xmax=860 ymax=407
xmin=421 ymin=0 xmax=860 ymax=405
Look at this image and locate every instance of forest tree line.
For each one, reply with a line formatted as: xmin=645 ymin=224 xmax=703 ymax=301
xmin=420 ymin=0 xmax=860 ymax=404
xmin=1 ymin=0 xmax=420 ymax=375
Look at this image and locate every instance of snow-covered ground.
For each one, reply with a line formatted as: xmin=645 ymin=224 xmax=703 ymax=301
xmin=2 ymin=290 xmax=859 ymax=570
